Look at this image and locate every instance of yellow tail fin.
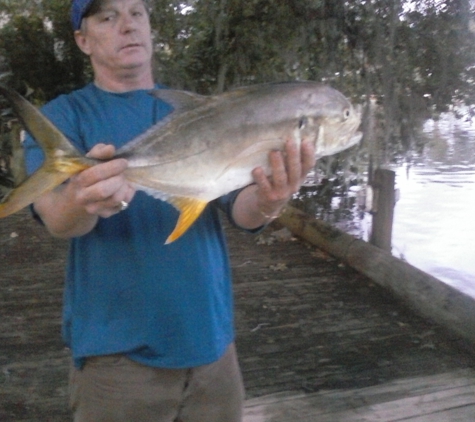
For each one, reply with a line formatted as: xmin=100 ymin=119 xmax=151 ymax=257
xmin=0 ymin=84 xmax=92 ymax=217
xmin=0 ymin=166 xmax=70 ymax=217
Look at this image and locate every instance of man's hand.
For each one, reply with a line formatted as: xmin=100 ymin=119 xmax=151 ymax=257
xmin=73 ymin=143 xmax=135 ymax=218
xmin=34 ymin=143 xmax=136 ymax=238
xmin=232 ymin=139 xmax=316 ymax=229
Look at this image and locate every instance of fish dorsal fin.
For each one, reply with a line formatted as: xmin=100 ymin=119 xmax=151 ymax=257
xmin=149 ymin=89 xmax=211 ymax=113
xmin=116 ymin=90 xmax=213 ymax=158
xmin=165 ymin=196 xmax=208 ymax=244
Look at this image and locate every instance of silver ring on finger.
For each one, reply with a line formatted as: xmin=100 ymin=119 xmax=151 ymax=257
xmin=119 ymin=200 xmax=129 ymax=211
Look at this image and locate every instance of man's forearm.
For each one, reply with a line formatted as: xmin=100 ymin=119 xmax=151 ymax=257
xmin=34 ymin=184 xmax=100 ymax=239
xmin=231 ymin=184 xmax=287 ymax=230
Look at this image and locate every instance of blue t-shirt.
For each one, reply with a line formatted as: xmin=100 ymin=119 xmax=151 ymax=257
xmin=24 ymin=83 xmax=239 ymax=369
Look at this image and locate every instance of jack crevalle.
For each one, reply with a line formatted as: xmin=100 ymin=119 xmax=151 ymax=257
xmin=0 ymin=82 xmax=362 ymax=243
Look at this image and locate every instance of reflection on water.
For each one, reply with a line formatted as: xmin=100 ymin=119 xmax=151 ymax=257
xmin=295 ymin=111 xmax=475 ymax=298
xmin=293 ymin=172 xmax=371 ymax=241
xmin=393 ymin=113 xmax=475 ymax=298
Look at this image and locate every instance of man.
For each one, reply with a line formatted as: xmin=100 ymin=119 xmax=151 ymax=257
xmin=24 ymin=0 xmax=316 ymax=420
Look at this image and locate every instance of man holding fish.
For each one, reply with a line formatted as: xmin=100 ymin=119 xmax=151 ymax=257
xmin=5 ymin=0 xmax=360 ymax=420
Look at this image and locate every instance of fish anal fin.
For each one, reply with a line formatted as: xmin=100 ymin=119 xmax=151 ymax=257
xmin=0 ymin=166 xmax=71 ymax=218
xmin=165 ymin=197 xmax=208 ymax=244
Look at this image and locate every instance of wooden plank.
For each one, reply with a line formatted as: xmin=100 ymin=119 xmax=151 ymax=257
xmin=278 ymin=206 xmax=475 ymax=346
xmin=317 ymin=385 xmax=475 ymax=421
xmin=243 ymin=369 xmax=475 ymax=422
xmin=406 ymin=405 xmax=475 ymax=422
xmin=230 ymin=221 xmax=475 ymax=399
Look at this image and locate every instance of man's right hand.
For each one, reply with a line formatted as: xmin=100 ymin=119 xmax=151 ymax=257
xmin=34 ymin=143 xmax=136 ymax=238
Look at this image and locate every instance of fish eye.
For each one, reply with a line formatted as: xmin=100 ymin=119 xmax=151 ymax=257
xmin=298 ymin=117 xmax=307 ymax=129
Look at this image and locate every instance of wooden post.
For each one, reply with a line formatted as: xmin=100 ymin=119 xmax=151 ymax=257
xmin=370 ymin=168 xmax=395 ymax=252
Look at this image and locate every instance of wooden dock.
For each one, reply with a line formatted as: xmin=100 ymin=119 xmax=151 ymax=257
xmin=1 ymin=210 xmax=475 ymax=421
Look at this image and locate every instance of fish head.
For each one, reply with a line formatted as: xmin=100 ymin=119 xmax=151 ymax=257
xmin=295 ymin=84 xmax=362 ymax=158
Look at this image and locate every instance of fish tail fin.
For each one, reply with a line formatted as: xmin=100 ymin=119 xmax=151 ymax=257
xmin=0 ymin=84 xmax=92 ymax=217
xmin=0 ymin=166 xmax=70 ymax=217
xmin=165 ymin=197 xmax=208 ymax=244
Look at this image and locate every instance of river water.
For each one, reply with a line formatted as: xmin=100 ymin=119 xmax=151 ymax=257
xmin=294 ymin=111 xmax=475 ymax=298
xmin=392 ymin=113 xmax=475 ymax=298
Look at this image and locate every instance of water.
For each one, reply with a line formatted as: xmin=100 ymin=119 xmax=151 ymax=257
xmin=392 ymin=114 xmax=475 ymax=297
xmin=295 ymin=111 xmax=475 ymax=298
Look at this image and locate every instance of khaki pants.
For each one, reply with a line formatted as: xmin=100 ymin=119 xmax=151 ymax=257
xmin=69 ymin=343 xmax=244 ymax=422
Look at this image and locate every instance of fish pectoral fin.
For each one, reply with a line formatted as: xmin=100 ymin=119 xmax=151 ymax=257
xmin=165 ymin=197 xmax=209 ymax=244
xmin=0 ymin=166 xmax=71 ymax=218
xmin=218 ymin=138 xmax=285 ymax=177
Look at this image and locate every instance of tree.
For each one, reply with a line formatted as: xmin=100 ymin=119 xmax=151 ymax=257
xmin=0 ymin=0 xmax=474 ymax=163
xmin=0 ymin=0 xmax=89 ymax=101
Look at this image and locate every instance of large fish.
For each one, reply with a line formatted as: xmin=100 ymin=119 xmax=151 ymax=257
xmin=0 ymin=82 xmax=362 ymax=243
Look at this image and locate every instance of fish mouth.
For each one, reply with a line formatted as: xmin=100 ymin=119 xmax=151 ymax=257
xmin=314 ymin=129 xmax=362 ymax=159
xmin=350 ymin=131 xmax=363 ymax=145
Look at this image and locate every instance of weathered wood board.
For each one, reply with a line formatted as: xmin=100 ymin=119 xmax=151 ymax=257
xmin=278 ymin=205 xmax=475 ymax=347
xmin=244 ymin=369 xmax=475 ymax=421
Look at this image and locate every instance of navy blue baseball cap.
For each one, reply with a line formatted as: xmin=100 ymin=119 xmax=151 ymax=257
xmin=71 ymin=0 xmax=95 ymax=31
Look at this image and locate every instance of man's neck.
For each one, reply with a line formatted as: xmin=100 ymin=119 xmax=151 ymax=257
xmin=93 ymin=68 xmax=155 ymax=93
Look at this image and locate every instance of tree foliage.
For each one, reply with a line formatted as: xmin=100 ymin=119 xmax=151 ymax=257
xmin=0 ymin=0 xmax=89 ymax=101
xmin=0 ymin=0 xmax=474 ymax=162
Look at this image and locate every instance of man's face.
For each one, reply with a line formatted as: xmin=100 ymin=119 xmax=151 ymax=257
xmin=75 ymin=0 xmax=153 ymax=77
